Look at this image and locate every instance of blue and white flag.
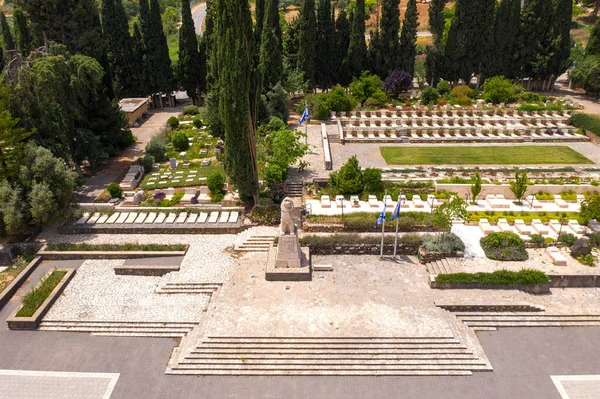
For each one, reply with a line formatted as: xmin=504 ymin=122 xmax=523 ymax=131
xmin=299 ymin=105 xmax=309 ymax=126
xmin=391 ymin=198 xmax=403 ymax=221
xmin=375 ymin=197 xmax=387 ymax=227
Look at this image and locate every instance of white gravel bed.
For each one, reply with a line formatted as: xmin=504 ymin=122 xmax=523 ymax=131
xmin=44 ymin=259 xmax=210 ymax=322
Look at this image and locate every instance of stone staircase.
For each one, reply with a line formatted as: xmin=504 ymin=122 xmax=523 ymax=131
xmin=425 ymin=258 xmax=459 ymax=275
xmin=285 ymin=182 xmax=304 ymax=197
xmin=454 ymin=313 xmax=600 ymax=329
xmin=156 ymin=282 xmax=222 ymax=295
xmin=38 ymin=321 xmax=199 ymax=338
xmin=168 ymin=336 xmax=492 ymax=376
xmin=234 ymin=226 xmax=277 ymax=252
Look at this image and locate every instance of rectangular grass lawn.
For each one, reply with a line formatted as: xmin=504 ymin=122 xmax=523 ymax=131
xmin=379 ymin=146 xmax=593 ymax=165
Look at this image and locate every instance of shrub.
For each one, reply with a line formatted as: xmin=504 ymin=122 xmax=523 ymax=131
xmin=107 ymin=183 xmax=123 ymax=198
xmin=580 ymin=194 xmax=600 ymax=222
xmin=436 ymin=269 xmax=549 ymax=286
xmin=166 ymin=116 xmax=179 ymax=129
xmin=137 ymin=154 xmax=154 ymax=173
xmin=249 ymin=205 xmax=280 ymax=225
xmin=336 ymin=155 xmax=364 ymax=195
xmin=145 ymin=136 xmax=168 ymax=162
xmin=482 ymin=76 xmax=520 ymax=104
xmin=193 ymin=117 xmax=203 ymax=128
xmin=480 ymin=232 xmax=528 ymax=261
xmin=171 ymin=131 xmax=189 ymax=151
xmin=568 ymin=113 xmax=600 ymax=138
xmin=16 ymin=270 xmax=68 ymax=317
xmin=326 ymin=85 xmax=355 ymax=112
xmin=349 ymin=71 xmax=384 ymax=104
xmin=560 ymin=191 xmax=577 ymax=201
xmin=588 ymin=233 xmax=600 ymax=248
xmin=363 ymin=168 xmax=383 ymax=194
xmin=421 ymin=233 xmax=465 ymax=253
xmin=384 ymin=70 xmax=413 ymax=98
xmin=529 ymin=234 xmax=545 ymax=245
xmin=558 ymin=233 xmax=577 ymax=246
xmin=577 ymin=254 xmax=598 ymax=267
xmin=436 ymin=80 xmax=452 ymax=96
xmin=421 ymin=87 xmax=440 ymax=105
xmin=535 ymin=192 xmax=554 ymax=201
xmin=300 ymin=233 xmax=422 ymax=247
xmin=365 ymin=89 xmax=388 ymax=108
xmin=207 ymin=171 xmax=226 ymax=195
xmin=183 ymin=105 xmax=200 ymax=115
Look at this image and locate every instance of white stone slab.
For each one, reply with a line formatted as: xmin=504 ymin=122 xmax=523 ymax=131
xmin=125 ymin=213 xmax=138 ymax=224
xmin=96 ymin=215 xmax=109 ymax=224
xmin=115 ymin=213 xmax=128 ymax=224
xmin=105 ymin=213 xmax=120 ymax=224
xmin=229 ymin=211 xmax=239 ymax=224
xmin=198 ymin=212 xmax=208 ymax=223
xmin=176 ymin=212 xmax=188 ymax=223
xmin=208 ymin=212 xmax=219 ymax=223
xmin=154 ymin=213 xmax=166 ymax=224
xmin=76 ymin=213 xmax=90 ymax=225
xmin=219 ymin=211 xmax=230 ymax=223
xmin=165 ymin=213 xmax=177 ymax=224
xmin=134 ymin=213 xmax=147 ymax=224
xmin=186 ymin=213 xmax=198 ymax=223
xmin=86 ymin=213 xmax=101 ymax=225
xmin=144 ymin=212 xmax=157 ymax=224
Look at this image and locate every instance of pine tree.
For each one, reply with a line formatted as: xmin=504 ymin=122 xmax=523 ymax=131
xmin=13 ymin=8 xmax=33 ymax=57
xmin=588 ymin=17 xmax=600 ymax=55
xmin=348 ymin=0 xmax=367 ymax=78
xmin=315 ymin=0 xmax=335 ymax=89
xmin=101 ymin=0 xmax=137 ymax=98
xmin=259 ymin=0 xmax=283 ymax=91
xmin=140 ymin=0 xmax=175 ymax=94
xmin=486 ymin=0 xmax=520 ymax=79
xmin=0 ymin=13 xmax=15 ymax=52
xmin=214 ymin=0 xmax=258 ymax=201
xmin=379 ymin=0 xmax=400 ymax=76
xmin=334 ymin=9 xmax=351 ymax=86
xmin=426 ymin=0 xmax=446 ymax=84
xmin=518 ymin=0 xmax=554 ymax=82
xmin=131 ymin=23 xmax=148 ymax=96
xmin=399 ymin=0 xmax=418 ymax=76
xmin=298 ymin=0 xmax=317 ymax=89
xmin=178 ymin=0 xmax=203 ymax=104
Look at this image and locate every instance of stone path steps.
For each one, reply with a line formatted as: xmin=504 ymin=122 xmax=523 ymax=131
xmin=156 ymin=282 xmax=222 ymax=295
xmin=285 ymin=182 xmax=303 ymax=198
xmin=455 ymin=313 xmax=600 ymax=328
xmin=234 ymin=226 xmax=277 ymax=252
xmin=169 ymin=337 xmax=492 ymax=376
xmin=425 ymin=258 xmax=458 ymax=275
xmin=38 ymin=321 xmax=199 ymax=338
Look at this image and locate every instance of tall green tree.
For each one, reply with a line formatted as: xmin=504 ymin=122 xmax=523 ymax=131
xmin=254 ymin=0 xmax=265 ymax=45
xmin=425 ymin=0 xmax=446 ymax=85
xmin=315 ymin=0 xmax=335 ymax=89
xmin=518 ymin=0 xmax=554 ymax=82
xmin=13 ymin=8 xmax=33 ymax=57
xmin=259 ymin=0 xmax=283 ymax=91
xmin=0 ymin=84 xmax=32 ymax=180
xmin=101 ymin=0 xmax=137 ymax=98
xmin=131 ymin=23 xmax=148 ymax=95
xmin=347 ymin=0 xmax=366 ymax=78
xmin=178 ymin=0 xmax=203 ymax=104
xmin=0 ymin=13 xmax=15 ymax=52
xmin=213 ymin=0 xmax=259 ymax=201
xmin=298 ymin=0 xmax=317 ymax=89
xmin=139 ymin=0 xmax=174 ymax=94
xmin=378 ymin=0 xmax=400 ymax=76
xmin=204 ymin=0 xmax=224 ymax=138
xmin=283 ymin=17 xmax=300 ymax=72
xmin=549 ymin=0 xmax=573 ymax=79
xmin=486 ymin=0 xmax=520 ymax=79
xmin=334 ymin=9 xmax=351 ymax=86
xmin=587 ymin=17 xmax=600 ymax=56
xmin=399 ymin=0 xmax=418 ymax=75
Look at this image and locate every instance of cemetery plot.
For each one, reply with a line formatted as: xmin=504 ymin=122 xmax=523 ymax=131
xmin=379 ymin=146 xmax=594 ymax=165
xmin=139 ymin=163 xmax=224 ymax=190
xmin=166 ymin=129 xmax=222 ymax=162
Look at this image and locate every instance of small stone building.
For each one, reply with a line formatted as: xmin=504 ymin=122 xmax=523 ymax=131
xmin=119 ymin=98 xmax=150 ymax=127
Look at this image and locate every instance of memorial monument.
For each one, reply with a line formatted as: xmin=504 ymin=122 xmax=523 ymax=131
xmin=265 ymin=197 xmax=312 ymax=281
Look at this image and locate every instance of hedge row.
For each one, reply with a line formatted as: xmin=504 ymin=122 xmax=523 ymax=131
xmin=46 ymin=243 xmax=187 ymax=252
xmin=306 ymin=212 xmax=440 ymax=232
xmin=435 ymin=269 xmax=550 ymax=286
xmin=299 ymin=234 xmax=423 ymax=246
xmin=569 ymin=113 xmax=600 ymax=137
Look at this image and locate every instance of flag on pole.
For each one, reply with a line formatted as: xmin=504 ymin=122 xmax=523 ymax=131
xmin=299 ymin=104 xmax=309 ymax=126
xmin=391 ymin=198 xmax=403 ymax=221
xmin=375 ymin=197 xmax=387 ymax=227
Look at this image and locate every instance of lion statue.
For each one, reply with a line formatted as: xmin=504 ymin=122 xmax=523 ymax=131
xmin=279 ymin=197 xmax=296 ymax=235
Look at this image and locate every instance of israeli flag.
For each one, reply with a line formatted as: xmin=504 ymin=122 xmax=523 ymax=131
xmin=375 ymin=208 xmax=386 ymax=227
xmin=391 ymin=199 xmax=403 ymax=221
xmin=299 ymin=105 xmax=309 ymax=126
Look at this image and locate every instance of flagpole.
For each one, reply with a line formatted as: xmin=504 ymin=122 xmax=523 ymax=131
xmin=393 ymin=191 xmax=402 ymax=260
xmin=304 ymin=100 xmax=308 ymax=145
xmin=380 ymin=192 xmax=386 ymax=259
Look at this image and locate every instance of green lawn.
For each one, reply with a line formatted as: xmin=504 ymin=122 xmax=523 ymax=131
xmin=379 ymin=146 xmax=594 ymax=165
xmin=139 ymin=162 xmax=224 ymax=190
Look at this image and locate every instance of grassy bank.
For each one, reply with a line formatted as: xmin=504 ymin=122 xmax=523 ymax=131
xmin=16 ymin=270 xmax=67 ymax=317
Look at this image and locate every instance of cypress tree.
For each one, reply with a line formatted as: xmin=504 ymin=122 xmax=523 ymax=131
xmin=178 ymin=0 xmax=203 ymax=104
xmin=131 ymin=23 xmax=148 ymax=96
xmin=588 ymin=17 xmax=600 ymax=56
xmin=550 ymin=0 xmax=573 ymax=79
xmin=13 ymin=8 xmax=33 ymax=57
xmin=368 ymin=25 xmax=382 ymax=76
xmin=101 ymin=0 xmax=137 ymax=98
xmin=0 ymin=13 xmax=15 ymax=52
xmin=214 ymin=0 xmax=259 ymax=201
xmin=298 ymin=0 xmax=317 ymax=89
xmin=518 ymin=0 xmax=554 ymax=82
xmin=255 ymin=0 xmax=265 ymax=45
xmin=315 ymin=0 xmax=335 ymax=89
xmin=259 ymin=0 xmax=283 ymax=91
xmin=204 ymin=0 xmax=224 ymax=138
xmin=426 ymin=0 xmax=446 ymax=85
xmin=348 ymin=0 xmax=367 ymax=78
xmin=140 ymin=0 xmax=175 ymax=94
xmin=379 ymin=0 xmax=401 ymax=76
xmin=487 ymin=0 xmax=520 ymax=79
xmin=334 ymin=9 xmax=351 ymax=86
xmin=399 ymin=0 xmax=418 ymax=76
xmin=283 ymin=17 xmax=300 ymax=72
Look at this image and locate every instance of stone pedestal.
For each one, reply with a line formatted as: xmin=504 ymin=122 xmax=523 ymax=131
xmin=275 ymin=234 xmax=302 ymax=269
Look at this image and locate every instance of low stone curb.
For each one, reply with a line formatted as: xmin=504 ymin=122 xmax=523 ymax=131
xmin=58 ymin=225 xmax=243 ymax=235
xmin=302 ymin=243 xmax=420 ymax=256
xmin=37 ymin=244 xmax=188 ymax=260
xmin=0 ymin=256 xmax=43 ymax=312
xmin=549 ymin=274 xmax=600 ymax=288
xmin=114 ymin=264 xmax=180 ymax=276
xmin=429 ymin=275 xmax=551 ymax=295
xmin=6 ymin=269 xmax=76 ymax=330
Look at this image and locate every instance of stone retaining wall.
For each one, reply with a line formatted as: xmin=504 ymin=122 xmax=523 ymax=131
xmin=418 ymin=247 xmax=464 ymax=264
xmin=38 ymin=244 xmax=188 ymax=260
xmin=549 ymin=274 xmax=600 ymax=288
xmin=0 ymin=257 xmax=43 ymax=312
xmin=58 ymin=225 xmax=242 ymax=235
xmin=305 ymin=243 xmax=420 ymax=256
xmin=6 ymin=269 xmax=76 ymax=330
xmin=114 ymin=264 xmax=180 ymax=276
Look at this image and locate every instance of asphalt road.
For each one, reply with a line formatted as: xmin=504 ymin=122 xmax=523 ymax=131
xmin=192 ymin=3 xmax=207 ymax=36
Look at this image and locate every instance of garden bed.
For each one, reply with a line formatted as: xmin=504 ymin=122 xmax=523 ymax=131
xmin=38 ymin=244 xmax=188 ymax=260
xmin=431 ymin=269 xmax=551 ymax=294
xmin=0 ymin=257 xmax=43 ymax=312
xmin=7 ymin=269 xmax=76 ymax=330
xmin=299 ymin=234 xmax=422 ymax=255
xmin=45 ymin=243 xmax=187 ymax=252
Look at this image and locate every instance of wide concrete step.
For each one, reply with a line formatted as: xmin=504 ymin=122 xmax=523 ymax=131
xmin=452 ymin=312 xmax=595 ymax=317
xmin=464 ymin=321 xmax=600 ymax=327
xmin=180 ymin=359 xmax=488 ymax=366
xmin=191 ymin=348 xmax=475 ymax=355
xmin=168 ymin=369 xmax=473 ymax=376
xmin=39 ymin=321 xmax=197 ymax=328
xmin=163 ymin=283 xmax=222 ymax=287
xmin=93 ymin=332 xmax=187 ymax=338
xmin=197 ymin=343 xmax=466 ymax=349
xmin=171 ymin=363 xmax=491 ymax=371
xmin=458 ymin=315 xmax=600 ymax=321
xmin=40 ymin=327 xmax=192 ymax=333
xmin=185 ymin=353 xmax=479 ymax=360
xmin=204 ymin=337 xmax=458 ymax=344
